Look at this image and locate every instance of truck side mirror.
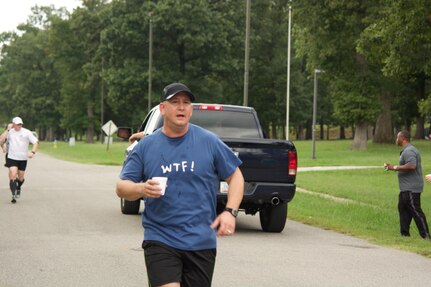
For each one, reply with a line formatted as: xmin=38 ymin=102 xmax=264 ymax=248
xmin=117 ymin=127 xmax=133 ymax=140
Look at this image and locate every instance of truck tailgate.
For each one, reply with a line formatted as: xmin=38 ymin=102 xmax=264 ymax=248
xmin=222 ymin=138 xmax=296 ymax=184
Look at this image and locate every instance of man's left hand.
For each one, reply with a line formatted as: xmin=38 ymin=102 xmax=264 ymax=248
xmin=210 ymin=211 xmax=236 ymax=236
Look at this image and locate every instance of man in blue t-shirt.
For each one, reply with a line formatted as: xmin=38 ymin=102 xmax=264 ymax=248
xmin=116 ymin=83 xmax=244 ymax=287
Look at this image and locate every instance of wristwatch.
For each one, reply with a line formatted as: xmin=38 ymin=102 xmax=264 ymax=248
xmin=224 ymin=207 xmax=238 ymax=218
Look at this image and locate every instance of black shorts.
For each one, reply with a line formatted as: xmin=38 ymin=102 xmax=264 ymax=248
xmin=142 ymin=240 xmax=216 ymax=287
xmin=5 ymin=156 xmax=27 ymax=171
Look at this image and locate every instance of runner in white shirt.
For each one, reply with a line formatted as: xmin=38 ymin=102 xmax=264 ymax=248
xmin=4 ymin=117 xmax=39 ymax=203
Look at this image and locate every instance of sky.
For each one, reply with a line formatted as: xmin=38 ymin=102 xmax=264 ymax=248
xmin=0 ymin=0 xmax=81 ymax=33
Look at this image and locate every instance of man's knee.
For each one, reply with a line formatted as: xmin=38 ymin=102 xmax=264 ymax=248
xmin=9 ymin=171 xmax=18 ymax=179
xmin=17 ymin=173 xmax=25 ymax=181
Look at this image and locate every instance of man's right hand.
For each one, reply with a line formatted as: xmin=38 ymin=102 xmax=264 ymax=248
xmin=116 ymin=179 xmax=162 ymax=201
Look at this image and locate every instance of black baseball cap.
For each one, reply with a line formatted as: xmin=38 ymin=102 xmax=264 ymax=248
xmin=161 ymin=83 xmax=195 ymax=102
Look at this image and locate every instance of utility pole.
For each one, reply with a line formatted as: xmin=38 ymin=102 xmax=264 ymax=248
xmin=286 ymin=4 xmax=292 ymax=140
xmin=312 ymin=69 xmax=323 ymax=159
xmin=100 ymin=57 xmax=105 ymax=143
xmin=148 ymin=12 xmax=153 ymax=112
xmin=243 ymin=0 xmax=250 ymax=106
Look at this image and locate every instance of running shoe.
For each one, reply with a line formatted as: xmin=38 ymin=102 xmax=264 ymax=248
xmin=16 ymin=179 xmax=24 ymax=198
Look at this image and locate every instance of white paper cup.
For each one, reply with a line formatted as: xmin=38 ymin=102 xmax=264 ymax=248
xmin=152 ymin=177 xmax=168 ymax=195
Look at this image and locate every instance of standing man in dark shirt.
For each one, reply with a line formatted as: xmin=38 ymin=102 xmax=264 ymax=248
xmin=384 ymin=130 xmax=430 ymax=239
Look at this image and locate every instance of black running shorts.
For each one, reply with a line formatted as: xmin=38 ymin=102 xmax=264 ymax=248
xmin=5 ymin=156 xmax=27 ymax=171
xmin=142 ymin=240 xmax=216 ymax=287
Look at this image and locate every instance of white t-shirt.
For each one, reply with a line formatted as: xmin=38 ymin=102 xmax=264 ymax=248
xmin=7 ymin=128 xmax=38 ymax=161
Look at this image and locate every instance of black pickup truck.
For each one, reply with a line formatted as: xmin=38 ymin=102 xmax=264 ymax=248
xmin=117 ymin=103 xmax=297 ymax=232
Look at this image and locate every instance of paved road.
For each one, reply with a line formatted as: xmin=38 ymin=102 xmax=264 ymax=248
xmin=1 ymin=154 xmax=430 ymax=287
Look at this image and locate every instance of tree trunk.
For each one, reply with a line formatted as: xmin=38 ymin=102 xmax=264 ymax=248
xmin=296 ymin=125 xmax=304 ymax=140
xmin=305 ymin=119 xmax=312 ymax=140
xmin=351 ymin=122 xmax=368 ymax=150
xmin=86 ymin=101 xmax=94 ymax=143
xmin=37 ymin=127 xmax=45 ymax=141
xmin=319 ymin=121 xmax=324 ymax=140
xmin=271 ymin=123 xmax=276 ymax=139
xmin=373 ymin=95 xmax=393 ymax=143
xmin=414 ymin=75 xmax=426 ymax=139
xmin=415 ymin=117 xmax=425 ymax=139
xmin=45 ymin=127 xmax=53 ymax=142
xmin=339 ymin=126 xmax=345 ymax=139
xmin=367 ymin=125 xmax=374 ymax=141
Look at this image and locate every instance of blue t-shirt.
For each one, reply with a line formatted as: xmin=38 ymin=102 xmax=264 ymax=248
xmin=120 ymin=124 xmax=242 ymax=250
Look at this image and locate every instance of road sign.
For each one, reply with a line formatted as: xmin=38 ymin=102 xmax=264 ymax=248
xmin=102 ymin=120 xmax=118 ymax=136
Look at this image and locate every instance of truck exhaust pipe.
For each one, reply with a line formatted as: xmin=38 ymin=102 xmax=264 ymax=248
xmin=271 ymin=197 xmax=280 ymax=206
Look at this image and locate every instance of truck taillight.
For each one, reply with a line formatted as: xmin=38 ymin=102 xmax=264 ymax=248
xmin=199 ymin=104 xmax=223 ymax=110
xmin=288 ymin=151 xmax=297 ymax=176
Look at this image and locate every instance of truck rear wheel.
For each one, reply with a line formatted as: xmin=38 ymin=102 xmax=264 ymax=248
xmin=121 ymin=198 xmax=140 ymax=214
xmin=259 ymin=202 xmax=287 ymax=233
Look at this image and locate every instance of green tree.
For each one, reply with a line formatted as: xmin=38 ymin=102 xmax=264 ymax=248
xmin=99 ymin=0 xmax=151 ymax=129
xmin=49 ymin=0 xmax=108 ymax=142
xmin=294 ymin=0 xmax=384 ymax=149
xmin=0 ymin=20 xmax=62 ymax=139
xmin=358 ymin=0 xmax=431 ymax=139
xmin=100 ymin=0 xmax=244 ymax=130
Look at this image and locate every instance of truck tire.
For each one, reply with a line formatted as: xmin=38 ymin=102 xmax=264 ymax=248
xmin=121 ymin=198 xmax=140 ymax=214
xmin=259 ymin=202 xmax=287 ymax=233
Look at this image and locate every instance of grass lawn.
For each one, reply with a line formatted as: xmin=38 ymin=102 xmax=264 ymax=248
xmin=295 ymin=169 xmax=431 ymax=257
xmin=38 ymin=140 xmax=129 ymax=165
xmin=37 ymin=139 xmax=431 ymax=257
xmin=294 ymin=139 xmax=431 ymax=167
